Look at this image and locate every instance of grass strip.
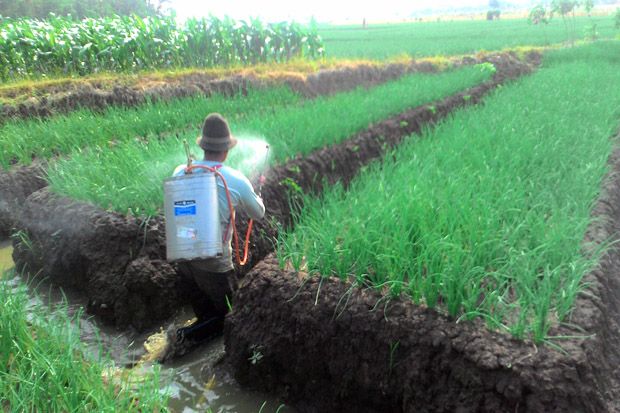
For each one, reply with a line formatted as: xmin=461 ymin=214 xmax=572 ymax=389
xmin=47 ymin=65 xmax=493 ymax=215
xmin=0 ymin=272 xmax=169 ymax=412
xmin=0 ymin=86 xmax=301 ymax=169
xmin=319 ymin=16 xmax=616 ymax=59
xmin=279 ymin=41 xmax=620 ymax=342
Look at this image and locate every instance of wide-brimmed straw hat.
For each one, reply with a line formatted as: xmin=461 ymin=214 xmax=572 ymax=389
xmin=195 ymin=113 xmax=237 ymax=152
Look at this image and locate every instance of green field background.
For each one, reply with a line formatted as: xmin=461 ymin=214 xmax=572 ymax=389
xmin=319 ymin=16 xmax=616 ymax=58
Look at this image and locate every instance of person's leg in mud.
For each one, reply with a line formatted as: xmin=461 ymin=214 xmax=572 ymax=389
xmin=161 ymin=262 xmax=235 ymax=361
xmin=176 ymin=261 xmax=217 ymax=321
xmin=192 ymin=270 xmax=237 ymax=318
xmin=177 ymin=260 xmax=236 ymax=320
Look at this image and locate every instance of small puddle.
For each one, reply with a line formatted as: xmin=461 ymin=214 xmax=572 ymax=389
xmin=0 ymin=239 xmax=293 ymax=413
xmin=0 ymin=240 xmax=13 ymax=273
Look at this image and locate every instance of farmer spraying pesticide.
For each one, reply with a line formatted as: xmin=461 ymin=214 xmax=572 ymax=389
xmin=163 ymin=113 xmax=265 ymax=346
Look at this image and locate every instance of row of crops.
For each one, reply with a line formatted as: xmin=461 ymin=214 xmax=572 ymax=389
xmin=5 ymin=42 xmax=619 ymax=345
xmin=0 ymin=14 xmax=324 ymax=80
xmin=0 ymin=279 xmax=168 ymax=411
xmin=42 ymin=65 xmax=493 ymax=215
xmin=0 ymin=86 xmax=302 ymax=168
xmin=279 ymin=42 xmax=620 ymax=341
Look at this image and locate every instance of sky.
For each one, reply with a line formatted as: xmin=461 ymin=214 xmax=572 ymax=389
xmin=168 ymin=0 xmax=534 ymax=24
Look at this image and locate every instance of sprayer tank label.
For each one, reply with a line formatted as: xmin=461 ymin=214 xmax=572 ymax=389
xmin=174 ymin=200 xmax=196 ymax=216
xmin=177 ymin=226 xmax=197 ymax=239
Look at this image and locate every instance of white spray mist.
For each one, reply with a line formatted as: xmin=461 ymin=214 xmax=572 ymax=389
xmin=226 ymin=135 xmax=272 ymax=178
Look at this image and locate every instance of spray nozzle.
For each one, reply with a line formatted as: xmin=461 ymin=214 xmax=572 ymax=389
xmin=183 ymin=139 xmax=193 ymax=173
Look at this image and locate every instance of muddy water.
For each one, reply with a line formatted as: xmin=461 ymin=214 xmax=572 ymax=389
xmin=0 ymin=241 xmax=293 ymax=413
xmin=0 ymin=240 xmax=13 ymax=273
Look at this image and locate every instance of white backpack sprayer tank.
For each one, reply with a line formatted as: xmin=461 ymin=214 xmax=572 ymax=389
xmin=164 ymin=140 xmax=268 ymax=265
xmin=163 ymin=171 xmax=222 ymax=261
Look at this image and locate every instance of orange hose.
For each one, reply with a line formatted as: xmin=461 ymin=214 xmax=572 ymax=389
xmin=185 ymin=164 xmax=254 ymax=266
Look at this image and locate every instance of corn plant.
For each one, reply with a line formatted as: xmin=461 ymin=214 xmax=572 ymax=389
xmin=0 ymin=14 xmax=324 ymax=80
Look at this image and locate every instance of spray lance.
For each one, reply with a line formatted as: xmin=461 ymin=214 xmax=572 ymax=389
xmin=257 ymin=144 xmax=270 ymax=196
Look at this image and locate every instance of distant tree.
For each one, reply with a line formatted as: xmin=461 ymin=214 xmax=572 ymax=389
xmin=529 ymin=4 xmax=549 ymax=25
xmin=487 ymin=0 xmax=501 ymax=20
xmin=582 ymin=0 xmax=598 ymax=40
xmin=551 ymin=0 xmax=578 ymax=45
xmin=0 ymin=0 xmax=166 ymax=19
xmin=615 ymin=8 xmax=620 ymax=30
xmin=486 ymin=10 xmax=501 ymax=20
xmin=529 ymin=4 xmax=551 ymax=44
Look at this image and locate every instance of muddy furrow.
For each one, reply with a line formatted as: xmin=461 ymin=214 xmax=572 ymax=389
xmin=10 ymin=52 xmax=537 ymax=331
xmin=222 ymin=135 xmax=620 ymax=412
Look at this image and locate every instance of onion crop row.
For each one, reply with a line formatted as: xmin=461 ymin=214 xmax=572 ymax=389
xmin=279 ymin=42 xmax=620 ymax=342
xmin=0 ymin=86 xmax=300 ymax=169
xmin=46 ymin=65 xmax=494 ymax=215
xmin=0 ymin=14 xmax=324 ymax=81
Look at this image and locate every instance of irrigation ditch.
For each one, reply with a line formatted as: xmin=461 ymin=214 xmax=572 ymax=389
xmin=4 ymin=52 xmax=535 ymax=333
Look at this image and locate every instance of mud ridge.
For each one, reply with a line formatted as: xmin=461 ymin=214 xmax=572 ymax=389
xmin=1 ymin=60 xmax=437 ymax=124
xmin=11 ymin=52 xmax=537 ymax=331
xmin=222 ymin=137 xmax=620 ymax=412
xmin=0 ymin=50 xmax=540 ymax=124
xmin=0 ymin=163 xmax=47 ymax=238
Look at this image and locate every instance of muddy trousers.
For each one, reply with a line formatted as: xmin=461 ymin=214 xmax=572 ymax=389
xmin=177 ymin=262 xmax=236 ymax=321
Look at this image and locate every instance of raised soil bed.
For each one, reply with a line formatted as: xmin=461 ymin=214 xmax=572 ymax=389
xmin=0 ymin=162 xmax=47 ymax=238
xmin=9 ymin=52 xmax=536 ymax=332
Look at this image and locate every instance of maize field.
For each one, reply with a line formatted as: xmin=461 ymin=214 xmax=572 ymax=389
xmin=0 ymin=14 xmax=324 ymax=80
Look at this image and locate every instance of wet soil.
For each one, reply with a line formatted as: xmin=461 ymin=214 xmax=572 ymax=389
xmin=0 ymin=240 xmax=12 ymax=273
xmin=223 ymin=136 xmax=620 ymax=412
xmin=0 ymin=267 xmax=293 ymax=412
xmin=9 ymin=52 xmax=537 ymax=332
